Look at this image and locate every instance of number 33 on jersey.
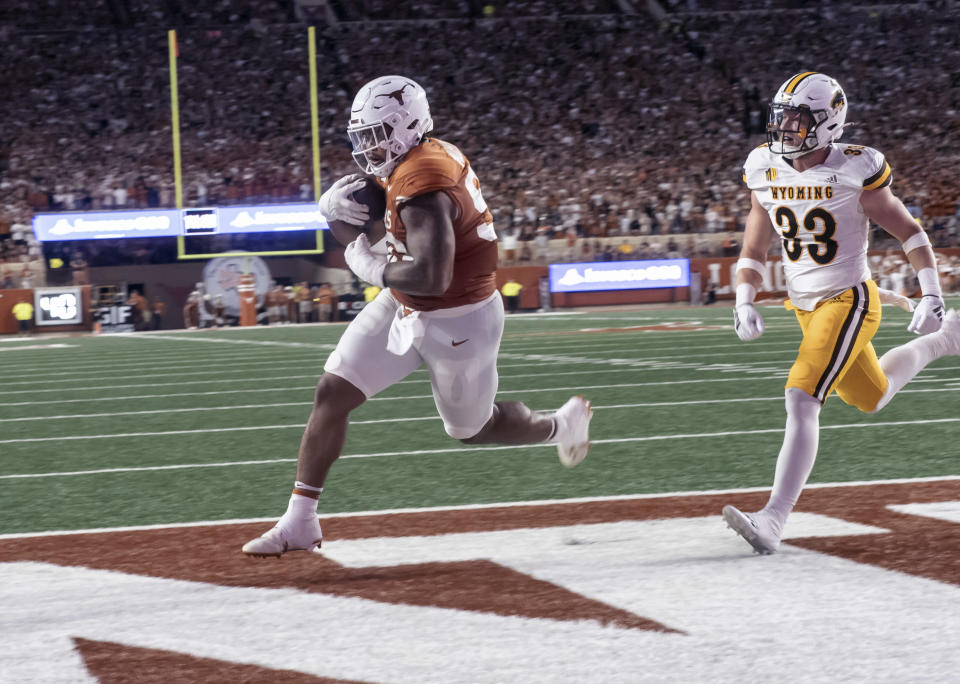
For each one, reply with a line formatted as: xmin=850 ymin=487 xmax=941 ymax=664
xmin=742 ymin=142 xmax=892 ymax=310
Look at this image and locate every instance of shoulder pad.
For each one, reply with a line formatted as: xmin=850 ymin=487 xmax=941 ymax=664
xmin=836 ymin=145 xmax=891 ymax=190
xmin=742 ymin=144 xmax=773 ymax=189
xmin=392 ymin=140 xmax=462 ymax=200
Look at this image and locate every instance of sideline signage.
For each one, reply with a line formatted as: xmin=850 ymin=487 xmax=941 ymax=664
xmin=549 ymin=259 xmax=690 ymax=293
xmin=32 ymin=204 xmax=330 ymax=242
xmin=34 ymin=287 xmax=83 ymax=326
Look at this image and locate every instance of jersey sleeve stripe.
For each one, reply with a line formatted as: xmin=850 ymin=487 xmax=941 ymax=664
xmin=785 ymin=71 xmax=818 ymax=94
xmin=863 ymin=161 xmax=892 ymax=190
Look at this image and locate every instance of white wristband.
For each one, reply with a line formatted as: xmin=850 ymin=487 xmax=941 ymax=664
xmin=902 ymin=231 xmax=931 ymax=254
xmin=917 ymin=267 xmax=942 ymax=298
xmin=736 ymin=282 xmax=757 ymax=308
xmin=736 ymin=258 xmax=766 ymax=275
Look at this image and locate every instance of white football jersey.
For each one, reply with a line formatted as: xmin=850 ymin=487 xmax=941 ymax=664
xmin=743 ymin=142 xmax=892 ymax=310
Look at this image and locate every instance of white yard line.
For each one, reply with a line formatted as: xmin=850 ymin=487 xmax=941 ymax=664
xmin=2 ymin=463 xmax=959 ymax=540
xmin=2 ymin=417 xmax=959 ymax=471
xmin=0 ymin=358 xmax=333 ymax=386
xmin=3 ymin=373 xmax=955 ymax=409
xmin=4 ymin=384 xmax=959 ymax=423
xmin=113 ymin=333 xmax=337 ymax=350
xmin=0 ymin=349 xmax=328 ymax=376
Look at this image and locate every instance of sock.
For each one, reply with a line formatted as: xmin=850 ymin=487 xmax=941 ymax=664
xmin=285 ymin=481 xmax=322 ymax=518
xmin=546 ymin=416 xmax=559 ymax=443
xmin=874 ymin=332 xmax=952 ymax=412
xmin=763 ymin=388 xmax=821 ymax=531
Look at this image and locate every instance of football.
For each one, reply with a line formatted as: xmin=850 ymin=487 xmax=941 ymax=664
xmin=326 ymin=176 xmax=387 ymax=247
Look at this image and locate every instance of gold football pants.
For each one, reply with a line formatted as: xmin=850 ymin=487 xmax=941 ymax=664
xmin=785 ymin=279 xmax=888 ymax=411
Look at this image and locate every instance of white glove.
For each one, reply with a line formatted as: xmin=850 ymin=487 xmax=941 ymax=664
xmin=877 ymin=287 xmax=916 ymax=313
xmin=318 ymin=175 xmax=369 ymax=226
xmin=344 ymin=233 xmax=387 ymax=288
xmin=734 ymin=304 xmax=765 ymax=341
xmin=907 ymin=294 xmax=945 ymax=335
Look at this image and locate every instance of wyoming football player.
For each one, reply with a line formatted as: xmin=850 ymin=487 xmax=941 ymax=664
xmin=723 ymin=72 xmax=960 ymax=554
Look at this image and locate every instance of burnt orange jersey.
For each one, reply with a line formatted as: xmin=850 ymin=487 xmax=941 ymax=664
xmin=380 ymin=138 xmax=498 ymax=311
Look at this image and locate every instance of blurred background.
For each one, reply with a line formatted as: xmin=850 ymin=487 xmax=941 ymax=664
xmin=1 ymin=0 xmax=958 ymax=330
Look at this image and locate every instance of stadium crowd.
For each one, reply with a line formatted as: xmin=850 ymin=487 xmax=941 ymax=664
xmin=1 ymin=1 xmax=959 ymax=278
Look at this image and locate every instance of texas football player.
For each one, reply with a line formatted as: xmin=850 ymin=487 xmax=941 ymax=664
xmin=243 ymin=76 xmax=593 ymax=557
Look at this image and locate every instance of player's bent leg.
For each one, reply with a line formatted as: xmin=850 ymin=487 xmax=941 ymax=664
xmin=458 ymin=401 xmax=553 ymax=444
xmin=459 ymin=397 xmax=593 ymax=467
xmin=834 ymin=342 xmax=887 ymax=413
xmin=873 ymin=309 xmax=960 ymax=412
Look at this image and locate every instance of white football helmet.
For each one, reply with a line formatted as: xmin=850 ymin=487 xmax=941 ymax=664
xmin=347 ymin=75 xmax=433 ymax=177
xmin=767 ymin=72 xmax=847 ymax=159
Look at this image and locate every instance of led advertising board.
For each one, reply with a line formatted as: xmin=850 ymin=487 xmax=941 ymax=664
xmin=548 ymin=259 xmax=690 ymax=293
xmin=32 ymin=209 xmax=180 ymax=241
xmin=32 ymin=204 xmax=330 ymax=242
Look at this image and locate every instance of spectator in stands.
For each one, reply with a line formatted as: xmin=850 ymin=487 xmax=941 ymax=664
xmin=0 ymin=2 xmax=958 ymax=281
xmin=501 ymin=227 xmax=519 ymax=265
xmin=617 ymin=240 xmax=636 ymax=261
xmin=69 ymin=252 xmax=89 ymax=286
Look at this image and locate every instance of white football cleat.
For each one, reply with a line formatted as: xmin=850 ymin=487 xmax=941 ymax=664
xmin=242 ymin=516 xmax=323 ymax=558
xmin=554 ymin=395 xmax=592 ymax=467
xmin=722 ymin=505 xmax=781 ymax=555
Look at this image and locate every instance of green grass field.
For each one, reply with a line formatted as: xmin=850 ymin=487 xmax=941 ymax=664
xmin=2 ymin=300 xmax=958 ymax=536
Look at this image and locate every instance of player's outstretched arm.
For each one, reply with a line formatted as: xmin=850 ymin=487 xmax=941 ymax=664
xmin=861 ymin=186 xmax=944 ymax=334
xmin=383 ymin=191 xmax=456 ymax=296
xmin=733 ymin=192 xmax=772 ymax=341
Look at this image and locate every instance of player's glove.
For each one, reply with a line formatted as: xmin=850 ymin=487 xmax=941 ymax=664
xmin=877 ymin=287 xmax=916 ymax=313
xmin=734 ymin=304 xmax=765 ymax=341
xmin=318 ymin=174 xmax=369 ymax=226
xmin=344 ymin=233 xmax=387 ymax=288
xmin=907 ymin=294 xmax=945 ymax=335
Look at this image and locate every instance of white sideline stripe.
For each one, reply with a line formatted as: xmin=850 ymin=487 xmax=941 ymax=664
xmin=3 ymin=416 xmax=959 ymax=471
xmin=3 ymin=474 xmax=959 ymax=540
xmin=6 ymin=385 xmax=960 ymax=423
